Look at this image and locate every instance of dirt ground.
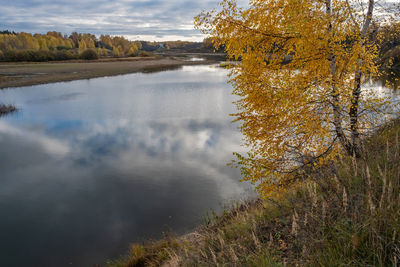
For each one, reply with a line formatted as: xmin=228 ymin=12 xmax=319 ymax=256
xmin=0 ymin=56 xmax=217 ymax=89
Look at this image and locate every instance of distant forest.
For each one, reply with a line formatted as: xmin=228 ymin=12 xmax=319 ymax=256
xmin=0 ymin=30 xmax=216 ymax=62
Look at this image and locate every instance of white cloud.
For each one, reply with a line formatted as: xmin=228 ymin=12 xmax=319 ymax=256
xmin=0 ymin=120 xmax=70 ymax=156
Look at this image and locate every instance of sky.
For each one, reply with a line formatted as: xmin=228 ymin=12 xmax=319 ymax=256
xmin=0 ymin=0 xmax=247 ymax=41
xmin=0 ymin=0 xmax=397 ymax=42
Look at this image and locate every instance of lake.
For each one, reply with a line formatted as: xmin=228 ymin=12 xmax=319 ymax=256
xmin=0 ymin=65 xmax=253 ymax=266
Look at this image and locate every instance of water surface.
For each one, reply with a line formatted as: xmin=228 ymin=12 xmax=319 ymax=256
xmin=0 ymin=65 xmax=252 ymax=266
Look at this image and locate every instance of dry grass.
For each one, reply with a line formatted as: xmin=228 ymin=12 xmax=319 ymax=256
xmin=109 ymin=118 xmax=400 ymax=267
xmin=0 ymin=104 xmax=16 ymax=115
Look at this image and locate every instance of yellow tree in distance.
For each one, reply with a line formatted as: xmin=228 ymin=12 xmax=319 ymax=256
xmin=195 ymin=0 xmax=398 ymax=197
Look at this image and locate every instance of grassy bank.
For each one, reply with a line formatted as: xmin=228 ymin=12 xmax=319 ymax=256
xmin=0 ymin=56 xmax=219 ymax=89
xmin=109 ymin=118 xmax=400 ymax=266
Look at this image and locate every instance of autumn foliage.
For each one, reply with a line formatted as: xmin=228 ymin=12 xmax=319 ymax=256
xmin=0 ymin=31 xmax=142 ymax=61
xmin=195 ymin=0 xmax=398 ymax=197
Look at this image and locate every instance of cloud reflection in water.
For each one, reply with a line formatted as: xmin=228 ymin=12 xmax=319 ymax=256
xmin=0 ymin=65 xmax=253 ymax=266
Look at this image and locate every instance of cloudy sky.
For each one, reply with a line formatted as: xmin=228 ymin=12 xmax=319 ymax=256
xmin=1 ymin=0 xmax=396 ymax=42
xmin=0 ymin=0 xmax=247 ymax=41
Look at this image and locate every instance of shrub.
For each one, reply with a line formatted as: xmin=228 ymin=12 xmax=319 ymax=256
xmin=56 ymin=46 xmax=72 ymax=51
xmin=54 ymin=50 xmax=78 ymax=61
xmin=137 ymin=51 xmax=154 ymax=57
xmin=29 ymin=50 xmax=55 ymax=61
xmin=1 ymin=50 xmax=55 ymax=62
xmin=127 ymin=51 xmax=139 ymax=57
xmin=80 ymin=49 xmax=98 ymax=60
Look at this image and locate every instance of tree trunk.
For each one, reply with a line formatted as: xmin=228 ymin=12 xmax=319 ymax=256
xmin=349 ymin=0 xmax=374 ymax=157
xmin=326 ymin=0 xmax=354 ymax=156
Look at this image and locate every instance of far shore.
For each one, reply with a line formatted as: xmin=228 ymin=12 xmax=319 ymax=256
xmin=0 ymin=55 xmax=222 ymax=89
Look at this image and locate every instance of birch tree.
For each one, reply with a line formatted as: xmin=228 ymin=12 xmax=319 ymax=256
xmin=195 ymin=0 xmax=396 ymax=196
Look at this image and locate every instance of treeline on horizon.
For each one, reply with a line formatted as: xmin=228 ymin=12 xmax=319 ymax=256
xmin=0 ymin=30 xmax=216 ymax=62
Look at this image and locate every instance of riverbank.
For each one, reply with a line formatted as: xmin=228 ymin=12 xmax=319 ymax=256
xmin=109 ymin=118 xmax=400 ymax=266
xmin=0 ymin=56 xmax=219 ymax=89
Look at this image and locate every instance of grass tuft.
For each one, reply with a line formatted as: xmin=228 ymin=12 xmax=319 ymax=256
xmin=0 ymin=104 xmax=17 ymax=116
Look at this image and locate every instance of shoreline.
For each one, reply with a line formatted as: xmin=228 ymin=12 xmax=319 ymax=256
xmin=0 ymin=56 xmax=220 ymax=89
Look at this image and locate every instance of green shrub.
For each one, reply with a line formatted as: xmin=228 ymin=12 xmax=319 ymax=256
xmin=54 ymin=50 xmax=78 ymax=61
xmin=80 ymin=49 xmax=98 ymax=60
xmin=56 ymin=45 xmax=73 ymax=51
xmin=29 ymin=50 xmax=55 ymax=61
xmin=1 ymin=50 xmax=56 ymax=62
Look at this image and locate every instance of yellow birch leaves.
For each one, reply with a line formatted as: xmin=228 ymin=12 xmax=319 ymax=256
xmin=195 ymin=0 xmax=392 ymax=197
